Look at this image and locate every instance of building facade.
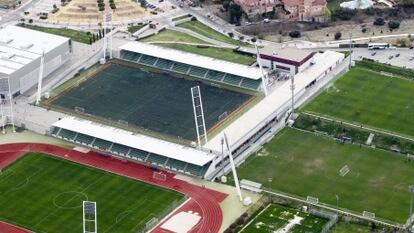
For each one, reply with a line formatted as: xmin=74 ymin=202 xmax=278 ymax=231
xmin=258 ymin=47 xmax=315 ymax=76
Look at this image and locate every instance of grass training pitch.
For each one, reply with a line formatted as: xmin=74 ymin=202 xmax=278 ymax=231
xmin=49 ymin=62 xmax=252 ymax=141
xmin=303 ymin=66 xmax=414 ymax=137
xmin=0 ymin=153 xmax=183 ymax=232
xmin=236 ymin=128 xmax=414 ymax=223
xmin=241 ymin=204 xmax=328 ymax=233
xmin=17 ymin=23 xmax=92 ymax=44
xmin=159 ymin=44 xmax=255 ymax=65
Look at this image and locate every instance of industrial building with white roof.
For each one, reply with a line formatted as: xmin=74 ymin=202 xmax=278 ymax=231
xmin=0 ymin=25 xmax=72 ymax=99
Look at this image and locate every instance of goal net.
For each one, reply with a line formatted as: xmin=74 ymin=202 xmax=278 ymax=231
xmin=306 ymin=196 xmax=319 ymax=205
xmin=218 ymin=111 xmax=228 ymax=121
xmin=74 ymin=106 xmax=85 ymax=113
xmin=153 ymin=171 xmax=167 ymax=181
xmin=363 ymin=211 xmax=375 ymax=219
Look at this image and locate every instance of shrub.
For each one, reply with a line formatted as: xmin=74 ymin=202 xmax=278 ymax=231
xmin=251 ymin=37 xmax=257 ymax=42
xmin=229 ymin=223 xmax=237 ymax=229
xmin=362 ymin=28 xmax=367 ymax=33
xmin=236 ymin=216 xmax=245 ymax=225
xmin=373 ymin=17 xmax=385 ymax=26
xmin=228 ymin=32 xmax=234 ymax=38
xmin=289 ymin=30 xmax=301 ymax=38
xmin=28 ymin=19 xmax=33 ymax=23
xmin=191 ymin=16 xmax=197 ymax=21
xmin=332 ymin=8 xmax=357 ymax=21
xmin=388 ymin=20 xmax=400 ymax=30
xmin=334 ymin=31 xmax=342 ymax=40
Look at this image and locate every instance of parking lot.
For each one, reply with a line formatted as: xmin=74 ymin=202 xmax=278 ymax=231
xmin=353 ymin=47 xmax=414 ymax=69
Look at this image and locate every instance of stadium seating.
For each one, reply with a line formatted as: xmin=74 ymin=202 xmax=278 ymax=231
xmin=121 ymin=51 xmax=141 ymax=62
xmin=92 ymin=138 xmax=113 ymax=150
xmin=74 ymin=133 xmax=95 ymax=145
xmin=110 ymin=143 xmax=130 ymax=156
xmin=188 ymin=67 xmax=208 ymax=78
xmin=171 ymin=62 xmax=191 ymax=74
xmin=58 ymin=129 xmax=77 ymax=141
xmin=147 ymin=153 xmax=167 ymax=166
xmin=170 ymin=159 xmax=187 ymax=171
xmin=205 ymin=70 xmax=226 ymax=82
xmin=154 ymin=58 xmax=174 ymax=70
xmin=139 ymin=55 xmax=158 ymax=66
xmin=50 ymin=127 xmax=60 ymax=136
xmin=185 ymin=163 xmax=204 ymax=176
xmin=240 ymin=78 xmax=261 ymax=90
xmin=128 ymin=148 xmax=149 ymax=161
xmin=223 ymin=74 xmax=243 ymax=86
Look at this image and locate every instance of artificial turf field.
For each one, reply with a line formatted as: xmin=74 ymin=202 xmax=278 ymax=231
xmin=50 ymin=62 xmax=252 ymax=141
xmin=304 ymin=66 xmax=414 ymax=137
xmin=0 ymin=153 xmax=183 ymax=233
xmin=241 ymin=204 xmax=328 ymax=233
xmin=236 ymin=128 xmax=414 ymax=223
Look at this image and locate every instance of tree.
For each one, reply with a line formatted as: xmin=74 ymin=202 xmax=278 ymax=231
xmin=388 ymin=20 xmax=400 ymax=30
xmin=334 ymin=31 xmax=342 ymax=40
xmin=228 ymin=32 xmax=234 ymax=38
xmin=289 ymin=30 xmax=301 ymax=38
xmin=222 ymin=0 xmax=230 ymax=11
xmin=89 ymin=37 xmax=92 ymax=44
xmin=332 ymin=8 xmax=356 ymax=21
xmin=373 ymin=17 xmax=385 ymax=26
xmin=322 ymin=6 xmax=331 ymax=21
xmin=229 ymin=2 xmax=242 ymax=24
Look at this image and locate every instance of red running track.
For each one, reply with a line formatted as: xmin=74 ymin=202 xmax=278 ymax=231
xmin=0 ymin=143 xmax=228 ymax=233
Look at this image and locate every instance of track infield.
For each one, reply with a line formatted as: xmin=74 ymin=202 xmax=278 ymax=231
xmin=236 ymin=128 xmax=414 ymax=224
xmin=303 ymin=66 xmax=414 ymax=137
xmin=48 ymin=61 xmax=253 ymax=142
xmin=0 ymin=152 xmax=184 ymax=233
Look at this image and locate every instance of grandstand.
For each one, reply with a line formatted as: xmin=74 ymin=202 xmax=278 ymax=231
xmin=50 ymin=117 xmax=217 ymax=177
xmin=118 ymin=42 xmax=264 ymax=91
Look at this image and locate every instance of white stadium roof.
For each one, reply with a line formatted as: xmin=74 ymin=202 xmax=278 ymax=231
xmin=204 ymin=51 xmax=345 ymax=152
xmin=119 ymin=42 xmax=265 ymax=80
xmin=0 ymin=25 xmax=69 ymax=75
xmin=53 ymin=117 xmax=216 ymax=166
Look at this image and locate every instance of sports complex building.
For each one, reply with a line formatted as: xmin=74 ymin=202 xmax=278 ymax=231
xmin=0 ymin=26 xmax=72 ymax=99
xmin=47 ymin=41 xmax=344 ymax=179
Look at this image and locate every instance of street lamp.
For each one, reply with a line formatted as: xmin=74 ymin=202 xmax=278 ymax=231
xmin=409 ymin=185 xmax=414 ymax=216
xmin=335 ymin=194 xmax=339 ymax=209
xmin=268 ymin=177 xmax=273 ymax=199
xmin=349 ymin=32 xmax=353 ymax=69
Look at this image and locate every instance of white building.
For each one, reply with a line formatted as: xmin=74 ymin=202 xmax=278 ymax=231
xmin=0 ymin=25 xmax=72 ymax=99
xmin=259 ymin=47 xmax=315 ymax=76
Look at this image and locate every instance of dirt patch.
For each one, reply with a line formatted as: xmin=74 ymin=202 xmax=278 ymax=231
xmin=303 ymin=158 xmax=324 ymax=175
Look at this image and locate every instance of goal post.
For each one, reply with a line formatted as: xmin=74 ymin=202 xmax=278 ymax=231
xmin=153 ymin=171 xmax=167 ymax=181
xmin=83 ymin=201 xmax=97 ymax=233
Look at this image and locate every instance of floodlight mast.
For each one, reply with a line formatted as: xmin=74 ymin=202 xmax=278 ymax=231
xmin=36 ymin=50 xmax=45 ymax=105
xmin=290 ymin=74 xmax=295 ymax=118
xmin=191 ymin=86 xmax=208 ymax=148
xmin=6 ymin=77 xmax=15 ymax=133
xmin=0 ymin=99 xmax=4 ymax=134
xmin=223 ymin=132 xmax=243 ymax=202
xmin=255 ymin=42 xmax=268 ymax=96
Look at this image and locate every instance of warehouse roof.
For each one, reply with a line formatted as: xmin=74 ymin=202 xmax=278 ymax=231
xmin=53 ymin=117 xmax=216 ymax=166
xmin=0 ymin=25 xmax=70 ymax=75
xmin=119 ymin=42 xmax=265 ymax=80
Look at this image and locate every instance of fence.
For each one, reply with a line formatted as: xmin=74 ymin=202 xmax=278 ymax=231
xmin=309 ymin=209 xmax=338 ymax=233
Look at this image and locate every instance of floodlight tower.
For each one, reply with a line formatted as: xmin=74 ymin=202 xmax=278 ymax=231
xmin=255 ymin=42 xmax=268 ymax=96
xmin=191 ymin=86 xmax=208 ymax=147
xmin=223 ymin=132 xmax=243 ymax=202
xmin=6 ymin=77 xmax=15 ymax=133
xmin=36 ymin=50 xmax=45 ymax=105
xmin=290 ymin=74 xmax=295 ymax=119
xmin=0 ymin=98 xmax=5 ymax=134
xmin=409 ymin=185 xmax=414 ymax=217
xmin=349 ymin=32 xmax=353 ymax=69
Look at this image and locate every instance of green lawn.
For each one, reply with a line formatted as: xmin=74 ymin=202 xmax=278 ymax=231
xmin=241 ymin=204 xmax=328 ymax=233
xmin=303 ymin=67 xmax=414 ymax=137
xmin=172 ymin=14 xmax=192 ymax=21
xmin=141 ymin=29 xmax=210 ymax=44
xmin=17 ymin=23 xmax=92 ymax=44
xmin=236 ymin=128 xmax=414 ymax=223
xmin=159 ymin=44 xmax=255 ymax=65
xmin=127 ymin=24 xmax=146 ymax=34
xmin=177 ymin=20 xmax=250 ymax=46
xmin=327 ymin=0 xmax=346 ymax=10
xmin=0 ymin=153 xmax=183 ymax=232
xmin=330 ymin=221 xmax=371 ymax=233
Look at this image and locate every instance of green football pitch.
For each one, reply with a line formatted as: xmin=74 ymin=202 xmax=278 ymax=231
xmin=303 ymin=66 xmax=414 ymax=137
xmin=236 ymin=128 xmax=414 ymax=223
xmin=0 ymin=153 xmax=183 ymax=233
xmin=51 ymin=62 xmax=252 ymax=141
xmin=241 ymin=204 xmax=328 ymax=233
